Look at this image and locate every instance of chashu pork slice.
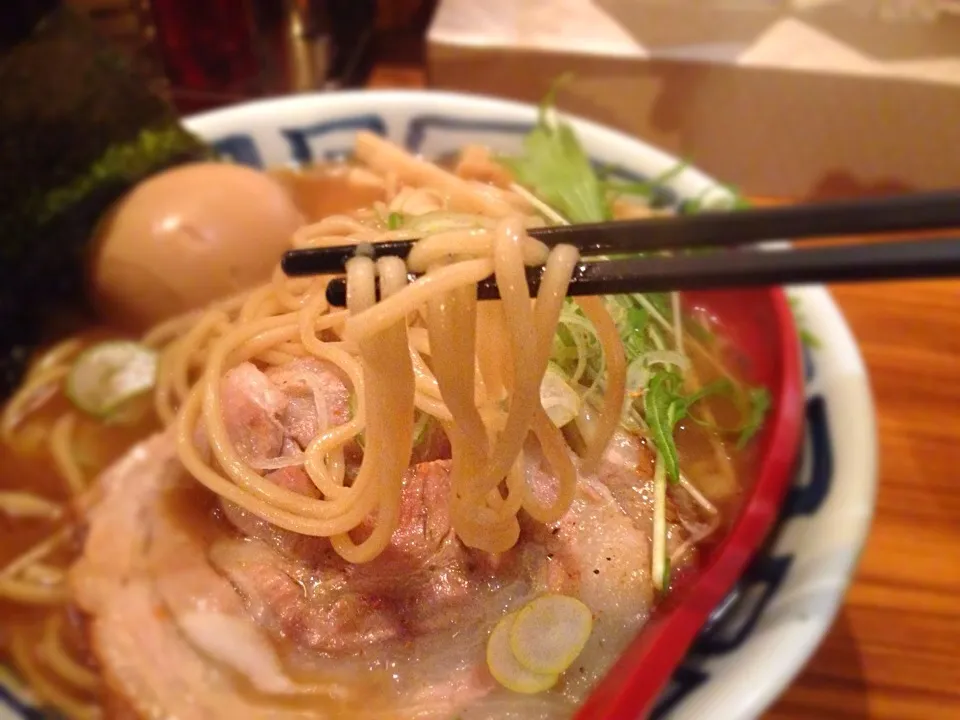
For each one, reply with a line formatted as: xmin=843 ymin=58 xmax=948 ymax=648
xmin=70 ymin=356 xmax=704 ymax=719
xmin=69 ymin=434 xmax=498 ymax=719
xmin=69 ymin=433 xmax=370 ymax=719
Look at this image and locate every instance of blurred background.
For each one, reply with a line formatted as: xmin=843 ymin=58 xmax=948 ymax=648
xmin=53 ymin=0 xmax=959 ymax=199
xmin=63 ymin=0 xmax=434 ymax=111
xmin=1 ymin=3 xmax=959 ymax=719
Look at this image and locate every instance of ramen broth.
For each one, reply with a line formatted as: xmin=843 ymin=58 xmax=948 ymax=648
xmin=0 ymin=165 xmax=375 ymax=576
xmin=0 ymin=159 xmax=760 ymax=719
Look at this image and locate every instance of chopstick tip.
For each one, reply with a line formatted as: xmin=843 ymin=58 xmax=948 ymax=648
xmin=326 ymin=278 xmax=347 ymax=307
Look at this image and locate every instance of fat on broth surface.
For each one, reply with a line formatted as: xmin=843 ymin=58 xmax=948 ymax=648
xmin=0 ymin=159 xmax=759 ymax=719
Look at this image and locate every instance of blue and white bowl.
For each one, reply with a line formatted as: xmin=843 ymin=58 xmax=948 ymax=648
xmin=0 ymin=90 xmax=878 ymax=720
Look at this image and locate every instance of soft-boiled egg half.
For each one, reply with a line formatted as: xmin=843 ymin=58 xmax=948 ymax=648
xmin=90 ymin=162 xmax=304 ymax=332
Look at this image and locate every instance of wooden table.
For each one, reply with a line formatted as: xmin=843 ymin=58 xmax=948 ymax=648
xmin=368 ymin=64 xmax=960 ymax=720
xmin=770 ymin=278 xmax=960 ymax=720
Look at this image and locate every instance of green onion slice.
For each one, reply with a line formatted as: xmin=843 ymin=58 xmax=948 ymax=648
xmin=65 ymin=341 xmax=158 ymax=419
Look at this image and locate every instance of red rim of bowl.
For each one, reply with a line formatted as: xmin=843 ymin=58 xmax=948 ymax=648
xmin=574 ymin=286 xmax=806 ymax=720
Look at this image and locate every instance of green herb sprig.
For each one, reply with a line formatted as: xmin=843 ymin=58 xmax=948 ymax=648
xmin=501 ymin=80 xmax=774 ymax=597
xmin=500 ymin=79 xmax=609 ymax=225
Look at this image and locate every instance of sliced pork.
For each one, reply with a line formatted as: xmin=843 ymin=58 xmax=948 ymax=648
xmin=210 ymin=538 xmax=404 ymax=653
xmin=72 ymin=356 xmax=701 ymax=719
xmin=219 ymin=362 xmax=288 ymax=464
xmin=265 ymin=358 xmax=352 ymax=449
xmin=71 ymin=434 xmax=502 ymax=719
xmin=70 ymin=434 xmax=362 ymax=719
xmin=217 ymin=358 xmax=352 ymax=468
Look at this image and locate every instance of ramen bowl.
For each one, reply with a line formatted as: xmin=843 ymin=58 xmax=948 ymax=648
xmin=0 ymin=91 xmax=877 ymax=720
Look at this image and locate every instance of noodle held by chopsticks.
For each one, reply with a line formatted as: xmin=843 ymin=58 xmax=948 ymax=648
xmin=167 ymin=134 xmax=624 ymax=561
xmin=8 ymin=130 xmax=629 ymax=572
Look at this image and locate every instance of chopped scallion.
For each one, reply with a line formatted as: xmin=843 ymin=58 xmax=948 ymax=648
xmin=65 ymin=341 xmax=157 ymax=421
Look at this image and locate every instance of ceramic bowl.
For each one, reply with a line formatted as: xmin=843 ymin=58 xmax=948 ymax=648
xmin=0 ymin=90 xmax=877 ymax=720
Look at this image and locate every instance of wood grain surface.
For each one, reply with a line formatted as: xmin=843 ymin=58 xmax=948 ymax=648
xmin=768 ymin=278 xmax=960 ymax=720
xmin=368 ymin=64 xmax=960 ymax=720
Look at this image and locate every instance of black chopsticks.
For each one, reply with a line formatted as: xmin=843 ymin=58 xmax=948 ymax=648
xmin=320 ymin=237 xmax=960 ymax=306
xmin=277 ymin=189 xmax=960 ymax=307
xmin=283 ymin=190 xmax=960 ymax=275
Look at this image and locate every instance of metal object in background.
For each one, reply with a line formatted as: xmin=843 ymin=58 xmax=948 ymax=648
xmin=61 ymin=0 xmax=430 ymax=112
xmin=282 ymin=0 xmax=333 ymax=93
xmin=147 ymin=0 xmax=377 ymax=112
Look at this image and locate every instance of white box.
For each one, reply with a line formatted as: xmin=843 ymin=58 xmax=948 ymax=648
xmin=427 ymin=0 xmax=960 ymax=197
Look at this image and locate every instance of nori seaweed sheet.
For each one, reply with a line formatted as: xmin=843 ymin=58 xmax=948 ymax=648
xmin=0 ymin=4 xmax=211 ymax=399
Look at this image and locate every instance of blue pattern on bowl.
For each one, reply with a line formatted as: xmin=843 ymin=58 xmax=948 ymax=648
xmin=210 ymin=134 xmax=263 ymax=168
xmin=281 ymin=114 xmax=387 ymax=165
xmin=1 ymin=106 xmax=833 ymax=720
xmin=652 ymin=378 xmax=832 ymax=717
xmin=210 ymin=112 xmax=681 ymax=209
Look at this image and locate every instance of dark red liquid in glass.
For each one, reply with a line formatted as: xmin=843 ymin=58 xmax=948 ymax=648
xmin=149 ymin=0 xmax=265 ymax=111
